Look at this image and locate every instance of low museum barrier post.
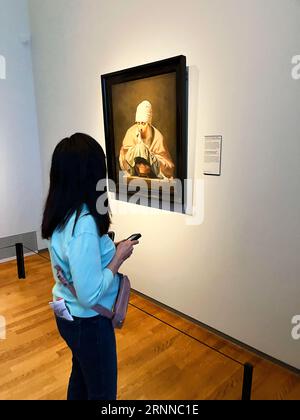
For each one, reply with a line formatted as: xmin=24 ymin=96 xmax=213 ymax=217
xmin=15 ymin=243 xmax=26 ymax=279
xmin=241 ymin=362 xmax=254 ymax=400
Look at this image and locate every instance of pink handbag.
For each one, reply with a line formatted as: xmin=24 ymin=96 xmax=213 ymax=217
xmin=55 ymin=265 xmax=131 ymax=329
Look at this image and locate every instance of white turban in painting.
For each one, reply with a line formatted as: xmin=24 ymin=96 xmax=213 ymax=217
xmin=119 ymin=100 xmax=175 ymax=178
xmin=135 ymin=100 xmax=153 ymax=124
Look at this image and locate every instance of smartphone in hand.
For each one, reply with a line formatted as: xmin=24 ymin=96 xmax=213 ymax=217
xmin=126 ymin=234 xmax=142 ymax=241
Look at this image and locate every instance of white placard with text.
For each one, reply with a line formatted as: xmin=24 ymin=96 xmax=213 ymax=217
xmin=204 ymin=136 xmax=222 ymax=176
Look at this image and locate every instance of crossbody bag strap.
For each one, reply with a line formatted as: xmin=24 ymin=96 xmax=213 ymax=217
xmin=55 ymin=265 xmax=114 ymax=319
xmin=55 ymin=265 xmax=77 ymax=296
xmin=91 ymin=303 xmax=114 ymax=319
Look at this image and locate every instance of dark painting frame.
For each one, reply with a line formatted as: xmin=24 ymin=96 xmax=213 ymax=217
xmin=101 ymin=55 xmax=187 ymax=210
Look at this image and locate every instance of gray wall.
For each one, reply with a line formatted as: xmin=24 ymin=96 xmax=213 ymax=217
xmin=0 ymin=232 xmax=37 ymax=261
xmin=0 ymin=0 xmax=42 ymax=240
xmin=28 ymin=0 xmax=300 ymax=369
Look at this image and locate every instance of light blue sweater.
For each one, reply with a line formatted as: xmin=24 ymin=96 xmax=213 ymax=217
xmin=48 ymin=205 xmax=120 ymax=318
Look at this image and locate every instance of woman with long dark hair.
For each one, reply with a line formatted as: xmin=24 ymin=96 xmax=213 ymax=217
xmin=42 ymin=133 xmax=138 ymax=400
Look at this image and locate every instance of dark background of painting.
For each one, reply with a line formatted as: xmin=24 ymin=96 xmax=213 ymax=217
xmin=112 ymin=72 xmax=177 ymax=174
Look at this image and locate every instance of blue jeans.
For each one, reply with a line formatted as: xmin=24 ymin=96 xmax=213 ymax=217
xmin=55 ymin=314 xmax=117 ymax=400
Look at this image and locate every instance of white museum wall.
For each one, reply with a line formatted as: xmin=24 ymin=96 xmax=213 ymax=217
xmin=28 ymin=0 xmax=300 ymax=369
xmin=0 ymin=0 xmax=42 ymax=239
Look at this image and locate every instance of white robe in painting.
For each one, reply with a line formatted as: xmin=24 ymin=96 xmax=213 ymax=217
xmin=119 ymin=124 xmax=175 ymax=179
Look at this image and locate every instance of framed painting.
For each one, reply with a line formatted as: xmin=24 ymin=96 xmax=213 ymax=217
xmin=101 ymin=55 xmax=187 ymax=211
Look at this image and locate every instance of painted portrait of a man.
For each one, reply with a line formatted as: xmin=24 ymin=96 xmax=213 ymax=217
xmin=119 ymin=100 xmax=175 ymax=179
xmin=101 ymin=55 xmax=187 ymax=208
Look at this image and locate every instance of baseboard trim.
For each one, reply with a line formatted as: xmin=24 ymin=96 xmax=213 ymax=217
xmin=132 ymin=289 xmax=300 ymax=376
xmin=38 ymin=248 xmax=49 ymax=254
xmin=0 ymin=252 xmax=35 ymax=265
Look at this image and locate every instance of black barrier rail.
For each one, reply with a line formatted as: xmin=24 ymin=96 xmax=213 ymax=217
xmin=2 ymin=241 xmax=255 ymax=400
xmin=0 ymin=244 xmax=26 ymax=278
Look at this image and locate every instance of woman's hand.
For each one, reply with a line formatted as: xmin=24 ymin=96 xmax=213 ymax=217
xmin=117 ymin=240 xmax=139 ymax=261
xmin=107 ymin=240 xmax=139 ymax=275
xmin=114 ymin=240 xmax=125 ymax=247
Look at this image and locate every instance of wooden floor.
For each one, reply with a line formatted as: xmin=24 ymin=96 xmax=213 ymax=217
xmin=0 ymin=252 xmax=299 ymax=400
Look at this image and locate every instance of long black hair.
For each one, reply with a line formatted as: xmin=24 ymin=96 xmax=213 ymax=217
xmin=42 ymin=133 xmax=111 ymax=239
